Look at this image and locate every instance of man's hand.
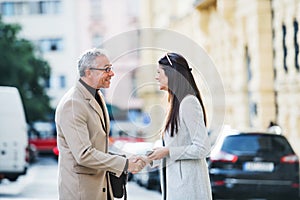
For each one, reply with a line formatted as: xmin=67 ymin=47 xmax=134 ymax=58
xmin=128 ymin=155 xmax=147 ymax=174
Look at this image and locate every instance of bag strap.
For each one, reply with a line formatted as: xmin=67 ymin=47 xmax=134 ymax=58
xmin=123 ymin=179 xmax=127 ymax=200
xmin=162 ymin=139 xmax=167 ymax=200
xmin=122 ymin=170 xmax=127 ymax=200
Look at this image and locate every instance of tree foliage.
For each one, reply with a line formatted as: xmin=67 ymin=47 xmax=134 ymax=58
xmin=0 ymin=17 xmax=52 ymax=123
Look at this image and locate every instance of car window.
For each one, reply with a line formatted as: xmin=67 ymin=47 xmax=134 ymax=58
xmin=221 ymin=135 xmax=293 ymax=155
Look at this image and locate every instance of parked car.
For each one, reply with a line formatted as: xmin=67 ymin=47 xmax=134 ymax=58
xmin=52 ymin=146 xmax=59 ymax=160
xmin=111 ymin=141 xmax=161 ymax=191
xmin=28 ymin=121 xmax=57 ymax=154
xmin=26 ymin=143 xmax=38 ymax=163
xmin=209 ymin=132 xmax=300 ymax=199
xmin=135 ymin=165 xmax=161 ymax=192
xmin=124 ymin=140 xmax=161 ymax=192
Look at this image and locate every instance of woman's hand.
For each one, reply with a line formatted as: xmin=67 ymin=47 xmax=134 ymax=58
xmin=147 ymin=147 xmax=169 ymax=160
xmin=128 ymin=155 xmax=147 ymax=174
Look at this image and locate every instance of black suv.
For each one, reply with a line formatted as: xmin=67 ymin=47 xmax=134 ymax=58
xmin=209 ymin=132 xmax=299 ymax=200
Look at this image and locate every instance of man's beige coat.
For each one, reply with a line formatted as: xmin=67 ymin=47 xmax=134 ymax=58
xmin=55 ymin=81 xmax=126 ymax=200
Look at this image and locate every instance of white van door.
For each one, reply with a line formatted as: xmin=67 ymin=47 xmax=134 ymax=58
xmin=0 ymin=86 xmax=28 ymax=181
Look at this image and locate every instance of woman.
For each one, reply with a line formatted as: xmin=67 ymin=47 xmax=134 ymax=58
xmin=148 ymin=52 xmax=212 ymax=200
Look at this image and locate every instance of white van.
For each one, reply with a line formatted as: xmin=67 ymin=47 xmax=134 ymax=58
xmin=0 ymin=86 xmax=28 ymax=182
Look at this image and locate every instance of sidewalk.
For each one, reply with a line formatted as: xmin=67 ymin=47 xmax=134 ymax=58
xmin=116 ymin=182 xmax=161 ymax=200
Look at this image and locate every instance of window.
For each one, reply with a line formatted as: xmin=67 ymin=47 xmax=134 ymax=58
xmin=39 ymin=0 xmax=61 ymax=14
xmin=39 ymin=38 xmax=63 ymax=52
xmin=245 ymin=47 xmax=252 ymax=81
xmin=245 ymin=46 xmax=254 ymax=126
xmin=14 ymin=2 xmax=25 ymax=15
xmin=30 ymin=1 xmax=61 ymax=15
xmin=28 ymin=1 xmax=39 ymax=14
xmin=92 ymin=34 xmax=103 ymax=47
xmin=90 ymin=0 xmax=102 ymax=19
xmin=294 ymin=19 xmax=299 ymax=72
xmin=222 ymin=135 xmax=292 ymax=155
xmin=59 ymin=75 xmax=66 ymax=89
xmin=45 ymin=77 xmax=50 ymax=88
xmin=1 ymin=2 xmax=15 ymax=16
xmin=252 ymin=102 xmax=257 ymax=115
xmin=1 ymin=1 xmax=62 ymax=16
xmin=282 ymin=24 xmax=288 ymax=73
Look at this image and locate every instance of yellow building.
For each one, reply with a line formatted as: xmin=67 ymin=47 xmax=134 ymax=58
xmin=271 ymin=0 xmax=300 ymax=154
xmin=138 ymin=0 xmax=300 ymax=154
xmin=195 ymin=0 xmax=276 ymax=130
xmin=194 ymin=0 xmax=300 ymax=155
xmin=138 ymin=0 xmax=226 ymax=142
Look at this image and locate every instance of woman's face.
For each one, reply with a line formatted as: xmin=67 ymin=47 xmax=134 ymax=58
xmin=155 ymin=65 xmax=168 ymax=91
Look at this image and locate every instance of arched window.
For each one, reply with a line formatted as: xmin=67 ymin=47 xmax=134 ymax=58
xmin=282 ymin=24 xmax=288 ymax=73
xmin=293 ymin=19 xmax=299 ymax=72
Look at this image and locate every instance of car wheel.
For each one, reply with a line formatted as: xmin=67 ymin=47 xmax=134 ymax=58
xmin=7 ymin=175 xmax=18 ymax=182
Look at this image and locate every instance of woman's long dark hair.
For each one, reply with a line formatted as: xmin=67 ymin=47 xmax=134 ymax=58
xmin=158 ymin=53 xmax=207 ymax=137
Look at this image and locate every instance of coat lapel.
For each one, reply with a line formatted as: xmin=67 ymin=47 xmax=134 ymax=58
xmin=97 ymin=90 xmax=110 ymax=135
xmin=76 ymin=82 xmax=107 ymax=133
xmin=88 ymin=99 xmax=106 ymax=131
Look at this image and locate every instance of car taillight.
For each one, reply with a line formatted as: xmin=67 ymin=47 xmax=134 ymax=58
xmin=25 ymin=147 xmax=30 ymax=163
xmin=210 ymin=151 xmax=238 ymax=163
xmin=53 ymin=146 xmax=59 ymax=156
xmin=213 ymin=180 xmax=225 ymax=186
xmin=280 ymin=154 xmax=299 ymax=164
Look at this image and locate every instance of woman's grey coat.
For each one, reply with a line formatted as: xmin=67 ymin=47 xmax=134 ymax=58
xmin=162 ymin=95 xmax=212 ymax=200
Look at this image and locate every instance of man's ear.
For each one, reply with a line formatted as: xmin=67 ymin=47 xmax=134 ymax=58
xmin=84 ymin=69 xmax=91 ymax=77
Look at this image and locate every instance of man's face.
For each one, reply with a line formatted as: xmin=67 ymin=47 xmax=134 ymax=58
xmin=87 ymin=55 xmax=114 ymax=89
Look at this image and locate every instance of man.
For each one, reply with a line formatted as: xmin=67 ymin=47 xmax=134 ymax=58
xmin=55 ymin=48 xmax=146 ymax=200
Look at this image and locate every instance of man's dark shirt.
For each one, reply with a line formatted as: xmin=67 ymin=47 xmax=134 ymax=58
xmin=78 ymin=78 xmax=129 ymax=187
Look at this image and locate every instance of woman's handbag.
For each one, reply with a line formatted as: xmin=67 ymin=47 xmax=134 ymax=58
xmin=109 ymin=170 xmax=128 ymax=199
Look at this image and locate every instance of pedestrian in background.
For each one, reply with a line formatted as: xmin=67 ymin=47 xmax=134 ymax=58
xmin=55 ymin=48 xmax=146 ymax=200
xmin=148 ymin=52 xmax=212 ymax=200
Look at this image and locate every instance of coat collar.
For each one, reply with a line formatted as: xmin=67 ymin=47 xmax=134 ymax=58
xmin=75 ymin=81 xmax=109 ymax=134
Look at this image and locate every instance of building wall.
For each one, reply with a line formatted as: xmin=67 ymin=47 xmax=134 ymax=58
xmin=195 ymin=0 xmax=300 ymax=154
xmin=0 ymin=0 xmax=79 ymax=107
xmin=139 ymin=0 xmax=300 ymax=154
xmin=0 ymin=0 xmax=141 ymax=112
xmin=272 ymin=0 xmax=300 ymax=154
xmin=97 ymin=0 xmax=141 ymax=110
xmin=137 ymin=0 xmax=167 ymax=139
xmin=196 ymin=0 xmax=275 ymax=131
xmin=137 ymin=0 xmax=224 ymax=140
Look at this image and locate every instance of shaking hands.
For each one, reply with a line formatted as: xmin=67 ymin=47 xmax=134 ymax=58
xmin=127 ymin=147 xmax=169 ymax=174
xmin=127 ymin=155 xmax=148 ymax=174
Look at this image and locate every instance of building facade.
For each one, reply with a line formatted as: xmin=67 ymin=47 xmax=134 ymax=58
xmin=194 ymin=0 xmax=300 ymax=154
xmin=137 ymin=0 xmax=224 ymax=141
xmin=1 ymin=0 xmax=81 ymax=107
xmin=0 ymin=0 xmax=141 ymax=111
xmin=271 ymin=0 xmax=300 ymax=154
xmin=138 ymin=0 xmax=300 ymax=154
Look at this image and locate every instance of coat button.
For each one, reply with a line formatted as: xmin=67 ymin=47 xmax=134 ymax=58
xmin=103 ymin=188 xmax=106 ymax=192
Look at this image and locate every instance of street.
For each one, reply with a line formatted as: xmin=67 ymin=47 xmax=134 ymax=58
xmin=0 ymin=155 xmax=161 ymax=200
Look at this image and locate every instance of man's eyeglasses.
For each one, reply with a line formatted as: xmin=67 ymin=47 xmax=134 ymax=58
xmin=89 ymin=65 xmax=112 ymax=73
xmin=166 ymin=53 xmax=173 ymax=66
